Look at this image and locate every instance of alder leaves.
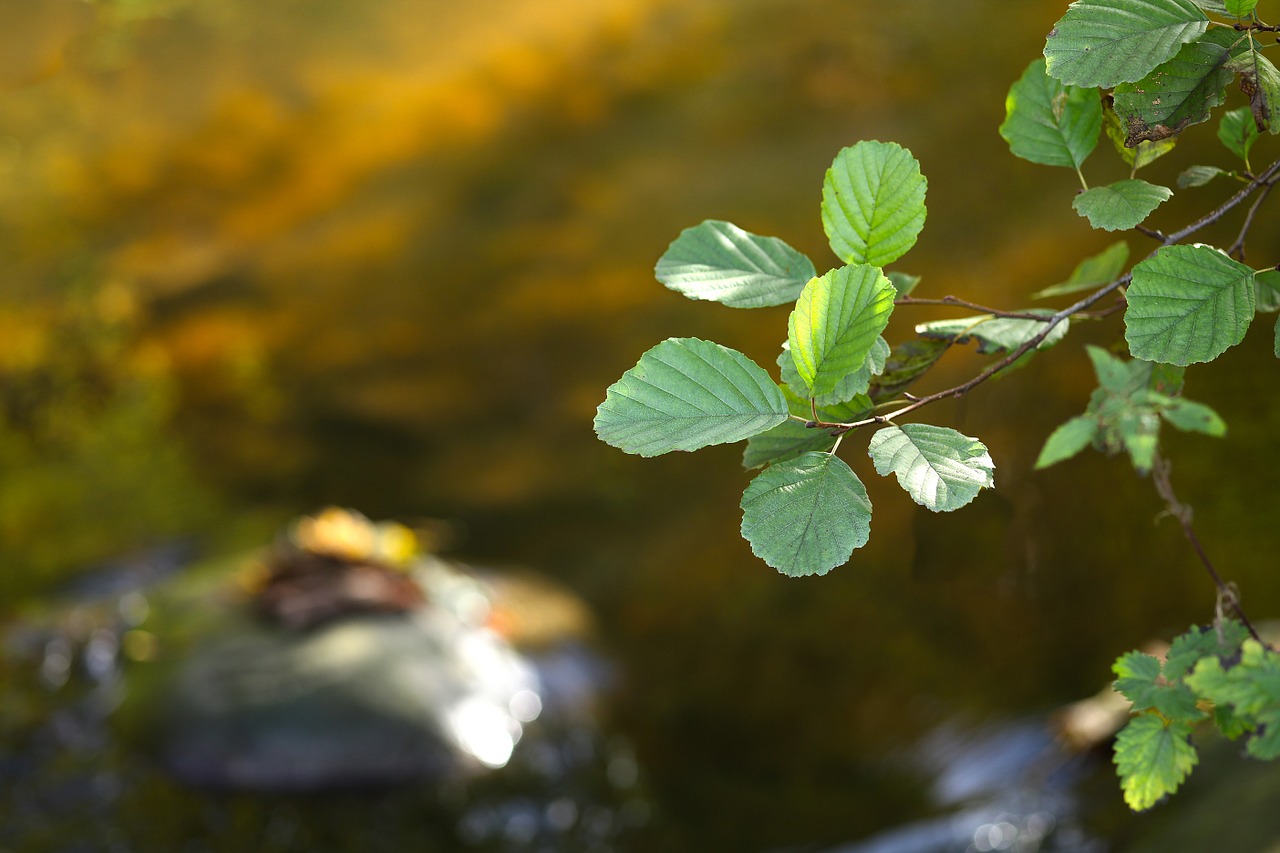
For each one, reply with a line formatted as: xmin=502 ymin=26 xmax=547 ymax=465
xmin=597 ymin=142 xmax=995 ymax=577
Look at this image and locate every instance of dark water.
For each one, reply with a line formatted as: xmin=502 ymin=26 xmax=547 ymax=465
xmin=3 ymin=0 xmax=1280 ymax=850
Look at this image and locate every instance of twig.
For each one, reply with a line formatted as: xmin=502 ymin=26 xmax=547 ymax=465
xmin=1228 ymin=180 xmax=1278 ymax=260
xmin=1150 ymin=454 xmax=1270 ymax=649
xmin=894 ymin=295 xmax=1054 ymax=320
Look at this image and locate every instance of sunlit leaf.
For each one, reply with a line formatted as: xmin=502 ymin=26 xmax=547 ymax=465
xmin=1114 ymin=714 xmax=1199 ymax=811
xmin=1227 ymin=0 xmax=1258 ymax=17
xmin=1218 ymin=107 xmax=1259 ymax=163
xmin=740 ymin=452 xmax=872 ymax=577
xmin=1034 ymin=240 xmax=1129 ymax=298
xmin=1176 ymin=165 xmax=1228 ymax=187
xmin=1072 ymin=180 xmax=1172 ymax=231
xmin=595 ymin=338 xmax=788 ymax=456
xmin=1112 ymin=41 xmax=1232 ymax=146
xmin=1104 ymin=95 xmax=1177 ymax=170
xmin=1125 ymin=245 xmax=1256 ymax=365
xmin=788 ymin=265 xmax=896 ymax=397
xmin=1035 ymin=416 xmax=1099 ymax=468
xmin=1044 ymin=0 xmax=1208 ymax=88
xmin=778 ymin=339 xmax=886 ymax=406
xmin=869 ymin=338 xmax=950 ymax=399
xmin=821 ymin=141 xmax=927 ymax=267
xmin=1189 ymin=0 xmax=1227 ymax=12
xmin=1000 ymin=58 xmax=1103 ymax=169
xmin=915 ymin=310 xmax=1068 ymax=354
xmin=867 ymin=424 xmax=995 ymax=512
xmin=655 ymin=220 xmax=818 ymax=308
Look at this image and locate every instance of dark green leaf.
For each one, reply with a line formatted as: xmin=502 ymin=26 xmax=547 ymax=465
xmin=595 ymin=338 xmax=789 ymax=456
xmin=1126 ymin=245 xmax=1256 ymax=365
xmin=1218 ymin=106 xmax=1259 ymax=163
xmin=1112 ymin=41 xmax=1232 ymax=146
xmin=1164 ymin=621 xmax=1248 ymax=680
xmin=1114 ymin=650 xmax=1206 ymax=721
xmin=867 ymin=424 xmax=995 ymax=512
xmin=1275 ymin=314 xmax=1280 ymax=357
xmin=1034 ymin=240 xmax=1130 ymax=298
xmin=869 ymin=338 xmax=950 ymax=399
xmin=915 ymin=310 xmax=1068 ymax=354
xmin=822 ymin=141 xmax=928 ymax=267
xmin=1035 ymin=416 xmax=1099 ymax=468
xmin=1072 ymin=180 xmax=1172 ymax=231
xmin=1114 ymin=714 xmax=1199 ymax=811
xmin=1001 ymin=58 xmax=1103 ymax=169
xmin=788 ymin=265 xmax=896 ymax=397
xmin=740 ymin=452 xmax=872 ymax=577
xmin=742 ymin=420 xmax=836 ymax=469
xmin=1177 ymin=165 xmax=1229 ymax=187
xmin=1044 ymin=0 xmax=1209 ymax=88
xmin=1256 ymin=269 xmax=1280 ymax=312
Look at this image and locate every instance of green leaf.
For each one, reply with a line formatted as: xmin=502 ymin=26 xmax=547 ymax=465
xmin=1072 ymin=180 xmax=1172 ymax=231
xmin=822 ymin=141 xmax=928 ymax=267
xmin=1118 ymin=407 xmax=1162 ymax=471
xmin=1114 ymin=714 xmax=1199 ymax=811
xmin=740 ymin=452 xmax=872 ymax=577
xmin=778 ymin=341 xmax=885 ymax=406
xmin=1001 ymin=58 xmax=1103 ymax=169
xmin=1218 ymin=106 xmax=1259 ymax=163
xmin=742 ymin=420 xmax=836 ymax=469
xmin=1035 ymin=416 xmax=1099 ymax=468
xmin=1104 ymin=94 xmax=1178 ymax=170
xmin=1164 ymin=621 xmax=1248 ymax=680
xmin=655 ymin=220 xmax=817 ymax=309
xmin=1188 ymin=639 xmax=1280 ymax=715
xmin=1226 ymin=0 xmax=1258 ymax=18
xmin=1125 ymin=245 xmax=1256 ymax=365
xmin=1255 ymin=269 xmax=1280 ymax=312
xmin=1034 ymin=240 xmax=1130 ymax=299
xmin=1044 ymin=0 xmax=1209 ymax=88
xmin=743 ymin=393 xmax=873 ymax=470
xmin=788 ymin=265 xmax=896 ymax=397
xmin=595 ymin=338 xmax=789 ymax=457
xmin=869 ymin=338 xmax=950 ymax=399
xmin=1114 ymin=650 xmax=1206 ymax=721
xmin=1176 ymin=165 xmax=1228 ymax=187
xmin=1087 ymin=344 xmax=1134 ymax=392
xmin=1112 ymin=40 xmax=1232 ymax=146
xmin=1227 ymin=47 xmax=1280 ymax=134
xmin=1159 ymin=397 xmax=1226 ymax=435
xmin=915 ymin=310 xmax=1068 ymax=354
xmin=1191 ymin=0 xmax=1228 ymax=13
xmin=885 ymin=271 xmax=921 ymax=297
xmin=867 ymin=424 xmax=995 ymax=512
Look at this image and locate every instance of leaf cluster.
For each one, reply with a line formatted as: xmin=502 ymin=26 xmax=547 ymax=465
xmin=597 ymin=142 xmax=1004 ymax=577
xmin=1110 ymin=620 xmax=1280 ymax=811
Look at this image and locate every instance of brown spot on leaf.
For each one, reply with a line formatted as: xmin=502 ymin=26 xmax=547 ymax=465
xmin=1123 ymin=113 xmax=1192 ymax=148
xmin=1240 ymin=72 xmax=1272 ymax=132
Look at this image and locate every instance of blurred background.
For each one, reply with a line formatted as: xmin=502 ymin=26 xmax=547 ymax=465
xmin=3 ymin=0 xmax=1280 ymax=851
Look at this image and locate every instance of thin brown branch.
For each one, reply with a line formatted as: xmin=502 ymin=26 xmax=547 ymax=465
xmin=1228 ymin=180 xmax=1278 ymax=260
xmin=894 ymin=295 xmax=1051 ymax=320
xmin=1169 ymin=157 xmax=1280 ymax=243
xmin=1151 ymin=454 xmax=1270 ymax=649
